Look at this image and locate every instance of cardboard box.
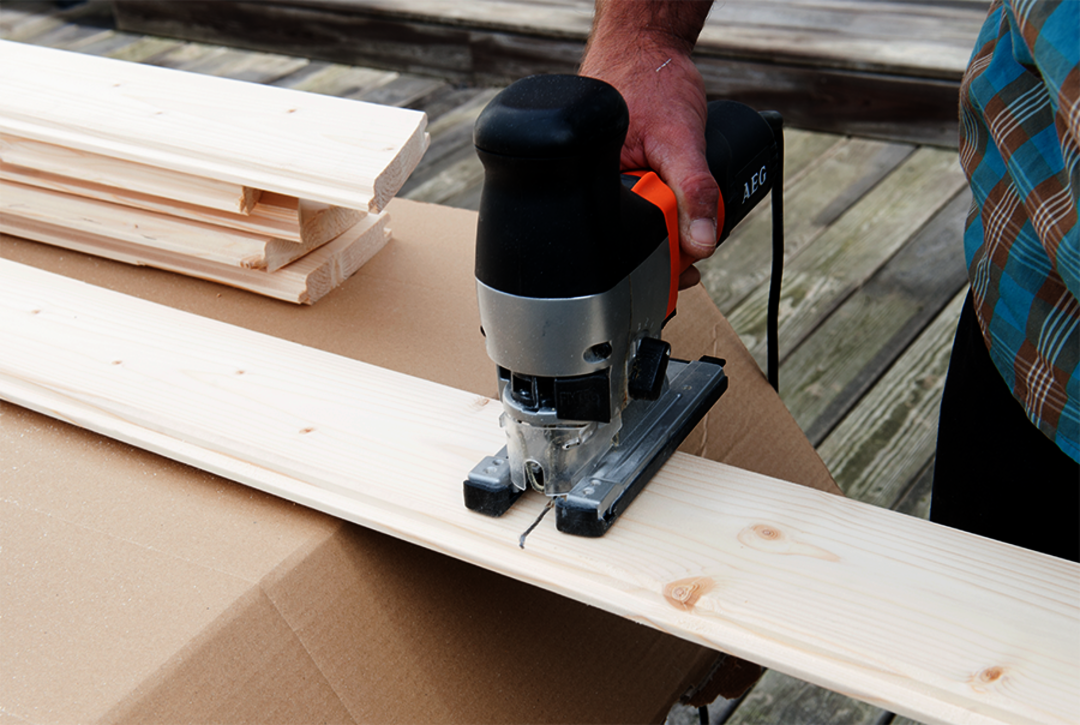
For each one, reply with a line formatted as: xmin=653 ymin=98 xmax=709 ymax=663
xmin=0 ymin=199 xmax=838 ymax=723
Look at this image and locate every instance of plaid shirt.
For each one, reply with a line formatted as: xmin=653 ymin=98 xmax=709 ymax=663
xmin=959 ymin=0 xmax=1079 ymax=462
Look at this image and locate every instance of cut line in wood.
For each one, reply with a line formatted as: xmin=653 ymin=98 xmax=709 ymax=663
xmin=0 ymin=258 xmax=1075 ymax=725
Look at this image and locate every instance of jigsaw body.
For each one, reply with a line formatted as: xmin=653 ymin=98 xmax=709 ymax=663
xmin=464 ymin=75 xmax=781 ymax=536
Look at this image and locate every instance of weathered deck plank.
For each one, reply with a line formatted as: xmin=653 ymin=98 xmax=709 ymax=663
xmin=701 ymin=136 xmax=915 ymax=313
xmin=781 ymin=191 xmax=970 ymax=445
xmin=817 ymin=290 xmax=967 ymax=510
xmin=108 ymin=0 xmax=988 ymax=145
xmin=723 ymin=147 xmax=968 ymax=367
xmin=724 ymin=669 xmax=893 ymax=725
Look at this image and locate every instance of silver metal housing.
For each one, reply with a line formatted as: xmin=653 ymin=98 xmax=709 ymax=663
xmin=476 ymin=241 xmax=673 ymax=496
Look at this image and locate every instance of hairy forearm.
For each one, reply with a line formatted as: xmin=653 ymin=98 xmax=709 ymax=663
xmin=579 ymin=0 xmax=720 ymax=272
xmin=584 ymin=0 xmax=713 ymax=59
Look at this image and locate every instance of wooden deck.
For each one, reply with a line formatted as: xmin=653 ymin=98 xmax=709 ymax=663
xmin=1 ymin=2 xmax=982 ymax=724
xmin=104 ymin=0 xmax=989 ymax=146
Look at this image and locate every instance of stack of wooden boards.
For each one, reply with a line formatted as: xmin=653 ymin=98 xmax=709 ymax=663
xmin=0 ymin=40 xmax=429 ymax=304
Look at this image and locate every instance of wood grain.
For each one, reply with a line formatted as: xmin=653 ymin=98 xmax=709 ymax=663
xmin=725 ymin=147 xmax=968 ymax=367
xmin=781 ymin=191 xmax=971 ymax=445
xmin=818 ymin=290 xmax=968 ymax=509
xmin=0 ymin=258 xmax=1075 ymax=725
xmin=114 ymin=0 xmax=986 ymax=77
xmin=700 ymin=136 xmax=915 ymax=313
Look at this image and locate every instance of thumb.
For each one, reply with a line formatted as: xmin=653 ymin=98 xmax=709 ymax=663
xmin=672 ymin=167 xmax=720 ymax=259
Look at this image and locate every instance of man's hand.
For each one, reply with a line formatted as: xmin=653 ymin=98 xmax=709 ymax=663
xmin=580 ymin=0 xmax=716 ymax=288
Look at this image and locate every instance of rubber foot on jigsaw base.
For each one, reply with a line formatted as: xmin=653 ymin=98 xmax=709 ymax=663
xmin=463 ymin=449 xmax=523 ymax=516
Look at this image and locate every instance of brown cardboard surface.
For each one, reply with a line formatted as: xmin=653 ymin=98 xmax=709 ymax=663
xmin=0 ymin=198 xmax=837 ymax=724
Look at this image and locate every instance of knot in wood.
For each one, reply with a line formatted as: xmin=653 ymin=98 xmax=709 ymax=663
xmin=663 ymin=576 xmax=716 ymax=611
xmin=967 ymin=665 xmax=1008 ymax=692
xmin=752 ymin=524 xmax=781 ymax=540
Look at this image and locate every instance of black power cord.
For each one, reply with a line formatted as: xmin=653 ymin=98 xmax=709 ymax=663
xmin=760 ymin=111 xmax=785 ymax=393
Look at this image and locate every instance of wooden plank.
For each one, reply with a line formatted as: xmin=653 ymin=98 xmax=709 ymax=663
xmin=401 ymin=145 xmax=485 ymax=206
xmin=255 ymin=193 xmax=366 ymax=245
xmin=738 ymin=295 xmax=969 ymax=725
xmin=16 ymin=15 xmax=113 ymax=51
xmin=397 ymin=87 xmax=500 ymax=206
xmin=0 ymin=210 xmax=390 ymax=305
xmin=0 ymin=161 xmax=364 ymax=246
xmin=0 ymin=181 xmax=324 ymax=272
xmin=114 ymin=0 xmax=985 ymax=78
xmin=100 ymin=35 xmax=184 ymax=62
xmin=351 ymin=73 xmax=447 ymax=108
xmin=1 ymin=0 xmax=106 ymax=43
xmin=817 ymin=289 xmax=968 ymax=509
xmin=153 ymin=44 xmax=310 ymax=83
xmin=1 ymin=135 xmax=260 ymax=214
xmin=780 ymin=190 xmax=970 ymax=445
xmin=724 ymin=147 xmax=968 ymax=368
xmin=54 ymin=29 xmax=146 ymax=57
xmin=399 ymin=87 xmax=500 ymax=192
xmin=0 ymin=258 xmax=1076 ymax=725
xmin=893 ymin=460 xmax=934 ymax=521
xmin=271 ymin=61 xmax=400 ymax=98
xmin=133 ymin=36 xmax=312 ymax=85
xmin=697 ymin=0 xmax=983 ymax=79
xmin=0 ymin=40 xmax=429 ymax=211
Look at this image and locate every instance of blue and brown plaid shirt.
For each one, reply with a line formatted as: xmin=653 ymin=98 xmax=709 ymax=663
xmin=959 ymin=0 xmax=1079 ymax=461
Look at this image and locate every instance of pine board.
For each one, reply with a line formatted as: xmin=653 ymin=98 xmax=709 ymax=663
xmin=0 ymin=40 xmax=429 ymax=211
xmin=0 ymin=180 xmax=313 ymax=272
xmin=0 ymin=209 xmax=390 ymax=305
xmin=0 ymin=258 xmax=1076 ymax=725
xmin=1 ymin=160 xmax=363 ymax=247
xmin=1 ymin=134 xmax=259 ymax=214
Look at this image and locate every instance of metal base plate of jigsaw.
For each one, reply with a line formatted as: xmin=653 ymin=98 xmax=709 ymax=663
xmin=464 ymin=356 xmax=727 ymax=536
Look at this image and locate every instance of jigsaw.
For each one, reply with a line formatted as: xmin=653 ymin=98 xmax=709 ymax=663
xmin=464 ymin=74 xmax=782 ymax=536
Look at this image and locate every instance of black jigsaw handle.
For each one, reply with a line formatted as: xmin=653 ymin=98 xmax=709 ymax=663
xmin=473 ymin=74 xmax=781 ymax=303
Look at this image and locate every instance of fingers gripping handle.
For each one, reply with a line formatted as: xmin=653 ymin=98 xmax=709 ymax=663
xmin=628 ymin=101 xmax=781 ymax=315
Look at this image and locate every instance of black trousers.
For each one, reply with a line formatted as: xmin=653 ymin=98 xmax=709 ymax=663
xmin=932 ymin=293 xmax=1079 ymax=562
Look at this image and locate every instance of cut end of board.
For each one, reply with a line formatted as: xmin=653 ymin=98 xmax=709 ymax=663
xmin=371 ymin=127 xmax=430 ymax=213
